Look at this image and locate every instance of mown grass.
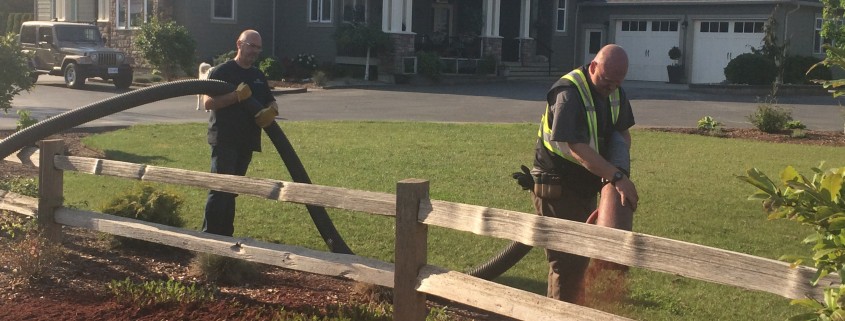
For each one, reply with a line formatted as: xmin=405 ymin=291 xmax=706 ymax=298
xmin=68 ymin=121 xmax=845 ymax=320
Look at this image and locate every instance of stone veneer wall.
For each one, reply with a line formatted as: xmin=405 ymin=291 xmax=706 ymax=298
xmin=97 ymin=0 xmax=171 ymax=70
xmin=383 ymin=33 xmax=415 ymax=75
xmin=519 ymin=38 xmax=535 ymax=65
xmin=481 ymin=37 xmax=502 ymax=64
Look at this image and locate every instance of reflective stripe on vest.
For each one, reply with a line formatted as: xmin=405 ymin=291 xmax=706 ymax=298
xmin=537 ymin=69 xmax=621 ymax=163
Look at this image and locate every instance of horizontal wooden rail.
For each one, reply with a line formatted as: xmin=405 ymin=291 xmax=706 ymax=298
xmin=53 ymin=207 xmax=395 ymax=287
xmin=419 ymin=199 xmax=837 ymax=301
xmin=54 ymin=155 xmax=397 ymax=217
xmin=418 ymin=265 xmax=633 ymax=321
xmin=0 ymin=190 xmax=37 ymax=217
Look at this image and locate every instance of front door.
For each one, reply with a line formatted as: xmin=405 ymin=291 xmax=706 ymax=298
xmin=583 ymin=28 xmax=603 ymax=65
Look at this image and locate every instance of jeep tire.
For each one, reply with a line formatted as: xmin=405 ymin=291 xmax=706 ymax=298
xmin=114 ymin=73 xmax=133 ymax=89
xmin=64 ymin=63 xmax=85 ymax=89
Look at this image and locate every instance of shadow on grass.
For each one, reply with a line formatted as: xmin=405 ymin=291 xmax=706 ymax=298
xmin=104 ymin=150 xmax=173 ymax=164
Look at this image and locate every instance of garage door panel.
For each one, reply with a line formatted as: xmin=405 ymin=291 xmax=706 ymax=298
xmin=615 ymin=20 xmax=680 ymax=82
xmin=691 ymin=20 xmax=765 ymax=84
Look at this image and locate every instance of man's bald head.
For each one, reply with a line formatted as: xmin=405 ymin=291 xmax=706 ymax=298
xmin=235 ymin=30 xmax=262 ymax=68
xmin=589 ymin=44 xmax=629 ymax=97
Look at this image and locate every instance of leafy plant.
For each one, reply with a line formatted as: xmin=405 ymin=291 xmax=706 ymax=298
xmin=737 ymin=165 xmax=845 ymax=320
xmin=696 ymin=116 xmax=723 ymax=135
xmin=107 ymin=277 xmax=216 ymax=307
xmin=312 ymin=70 xmax=328 ymax=87
xmin=0 ymin=32 xmax=35 ymax=113
xmin=212 ymin=50 xmax=236 ymax=66
xmin=99 ymin=183 xmax=184 ymax=248
xmin=15 ymin=109 xmax=37 ymax=131
xmin=189 ymin=253 xmax=260 ymax=286
xmin=0 ymin=214 xmax=63 ymax=285
xmin=668 ymin=46 xmax=682 ymax=65
xmin=133 ymin=17 xmax=197 ymax=81
xmin=724 ymin=53 xmax=777 ymax=85
xmin=259 ymin=56 xmax=285 ymax=80
xmin=747 ymin=99 xmax=793 ymax=133
xmin=417 ymin=51 xmax=444 ymax=82
xmin=0 ymin=176 xmax=37 ymax=197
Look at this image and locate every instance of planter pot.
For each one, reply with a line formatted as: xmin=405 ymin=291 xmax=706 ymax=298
xmin=667 ymin=65 xmax=684 ymax=84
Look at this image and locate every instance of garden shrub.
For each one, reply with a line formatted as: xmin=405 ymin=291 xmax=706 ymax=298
xmin=133 ymin=17 xmax=197 ymax=80
xmin=746 ymin=99 xmax=793 ymax=133
xmin=212 ymin=50 xmax=236 ymax=66
xmin=724 ymin=53 xmax=777 ymax=85
xmin=258 ymin=56 xmax=284 ymax=80
xmin=0 ymin=32 xmax=35 ymax=112
xmin=782 ymin=55 xmax=832 ymax=84
xmin=99 ymin=184 xmax=185 ymax=248
xmin=696 ymin=116 xmax=723 ymax=135
xmin=417 ymin=51 xmax=444 ymax=82
xmin=190 ymin=253 xmax=260 ymax=286
xmin=477 ymin=54 xmax=497 ymax=75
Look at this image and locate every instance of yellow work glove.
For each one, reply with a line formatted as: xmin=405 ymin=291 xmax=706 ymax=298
xmin=235 ymin=82 xmax=252 ymax=103
xmin=254 ymin=101 xmax=279 ymax=128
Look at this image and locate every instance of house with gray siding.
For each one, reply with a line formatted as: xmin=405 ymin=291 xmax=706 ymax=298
xmin=35 ymin=0 xmax=824 ymax=84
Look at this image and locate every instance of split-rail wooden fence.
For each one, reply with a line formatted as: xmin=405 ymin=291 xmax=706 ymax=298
xmin=0 ymin=139 xmax=838 ymax=321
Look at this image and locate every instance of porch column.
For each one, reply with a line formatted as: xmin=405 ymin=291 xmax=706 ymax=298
xmin=381 ymin=0 xmax=415 ymax=81
xmin=481 ymin=0 xmax=502 ymax=62
xmin=518 ymin=0 xmax=535 ymax=64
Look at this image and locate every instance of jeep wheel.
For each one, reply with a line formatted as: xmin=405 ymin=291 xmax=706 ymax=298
xmin=113 ymin=73 xmax=133 ymax=89
xmin=64 ymin=63 xmax=85 ymax=89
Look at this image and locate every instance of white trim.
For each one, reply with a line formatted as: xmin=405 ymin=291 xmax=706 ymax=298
xmin=341 ymin=0 xmax=368 ymax=23
xmin=308 ymin=0 xmax=333 ymax=23
xmin=98 ymin=0 xmax=109 ymax=22
xmin=555 ymin=0 xmax=567 ymax=32
xmin=116 ymin=0 xmax=151 ymax=30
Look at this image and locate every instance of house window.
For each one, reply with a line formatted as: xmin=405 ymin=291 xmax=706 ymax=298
xmin=309 ymin=0 xmax=332 ymax=23
xmin=116 ymin=0 xmax=153 ymax=29
xmin=733 ymin=21 xmax=764 ymax=33
xmin=556 ymin=0 xmax=566 ymax=32
xmin=213 ymin=0 xmax=235 ymax=20
xmin=621 ymin=20 xmax=648 ymax=32
xmin=650 ymin=20 xmax=678 ymax=32
xmin=815 ymin=17 xmax=828 ymax=54
xmin=342 ymin=0 xmax=366 ymax=23
xmin=98 ymin=0 xmax=110 ymax=21
xmin=700 ymin=21 xmax=729 ymax=33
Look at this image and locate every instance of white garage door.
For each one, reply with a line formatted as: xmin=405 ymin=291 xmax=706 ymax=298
xmin=691 ymin=20 xmax=765 ymax=84
xmin=614 ymin=20 xmax=679 ymax=82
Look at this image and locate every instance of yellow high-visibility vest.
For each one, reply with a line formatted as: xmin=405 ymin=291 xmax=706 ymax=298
xmin=537 ymin=68 xmax=620 ymax=164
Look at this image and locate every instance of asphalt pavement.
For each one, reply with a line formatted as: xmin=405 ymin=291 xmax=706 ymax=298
xmin=4 ymin=75 xmax=844 ymax=131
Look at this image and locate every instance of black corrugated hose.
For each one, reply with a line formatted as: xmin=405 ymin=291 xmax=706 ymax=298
xmin=0 ymin=79 xmax=529 ymax=279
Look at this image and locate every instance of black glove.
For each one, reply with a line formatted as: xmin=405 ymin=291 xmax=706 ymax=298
xmin=511 ymin=165 xmax=534 ymax=190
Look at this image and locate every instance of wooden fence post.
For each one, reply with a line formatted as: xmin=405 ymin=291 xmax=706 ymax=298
xmin=37 ymin=139 xmax=64 ymax=242
xmin=393 ymin=178 xmax=429 ymax=321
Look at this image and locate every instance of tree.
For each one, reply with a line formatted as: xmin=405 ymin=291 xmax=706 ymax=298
xmin=0 ymin=33 xmax=35 ymax=113
xmin=817 ymin=0 xmax=845 ymax=134
xmin=334 ymin=23 xmax=392 ymax=81
xmin=133 ymin=17 xmax=197 ymax=81
xmin=750 ymin=11 xmax=788 ymax=84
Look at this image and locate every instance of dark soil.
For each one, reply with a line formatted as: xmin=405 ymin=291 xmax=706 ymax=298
xmin=1 ymin=126 xmax=843 ymax=321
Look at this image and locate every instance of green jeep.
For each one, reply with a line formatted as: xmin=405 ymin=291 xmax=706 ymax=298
xmin=19 ymin=21 xmax=134 ymax=89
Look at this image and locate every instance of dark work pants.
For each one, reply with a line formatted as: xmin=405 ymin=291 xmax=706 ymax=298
xmin=531 ymin=189 xmax=596 ymax=303
xmin=203 ymin=145 xmax=253 ymax=236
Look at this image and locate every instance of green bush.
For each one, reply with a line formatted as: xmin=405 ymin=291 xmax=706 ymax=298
xmin=0 ymin=176 xmax=37 ymax=197
xmin=746 ymin=100 xmax=793 ymax=133
xmin=15 ymin=109 xmax=37 ymax=131
xmin=133 ymin=17 xmax=197 ymax=81
xmin=0 ymin=32 xmax=35 ymax=112
xmin=477 ymin=54 xmax=497 ymax=75
xmin=189 ymin=253 xmax=260 ymax=286
xmin=417 ymin=51 xmax=444 ymax=82
xmin=783 ymin=55 xmax=832 ymax=84
xmin=99 ymin=184 xmax=185 ymax=248
xmin=258 ymin=56 xmax=284 ymax=80
xmin=312 ymin=70 xmax=328 ymax=87
xmin=696 ymin=115 xmax=723 ymax=135
xmin=724 ymin=53 xmax=777 ymax=85
xmin=100 ymin=183 xmax=185 ymax=227
xmin=784 ymin=120 xmax=806 ymax=130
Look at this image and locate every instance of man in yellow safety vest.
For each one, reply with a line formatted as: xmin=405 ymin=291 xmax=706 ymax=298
xmin=531 ymin=44 xmax=639 ymax=303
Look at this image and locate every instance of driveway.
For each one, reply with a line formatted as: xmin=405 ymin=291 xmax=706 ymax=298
xmin=4 ymin=75 xmax=844 ymax=131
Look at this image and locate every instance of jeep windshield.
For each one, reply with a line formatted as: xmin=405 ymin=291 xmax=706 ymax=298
xmin=55 ymin=25 xmax=103 ymax=45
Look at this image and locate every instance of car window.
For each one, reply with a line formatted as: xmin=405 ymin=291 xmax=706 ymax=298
xmin=37 ymin=27 xmax=53 ymax=44
xmin=20 ymin=25 xmax=36 ymax=44
xmin=55 ymin=26 xmax=102 ymax=44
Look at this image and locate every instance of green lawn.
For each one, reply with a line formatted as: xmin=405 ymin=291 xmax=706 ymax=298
xmin=67 ymin=121 xmax=844 ymax=320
